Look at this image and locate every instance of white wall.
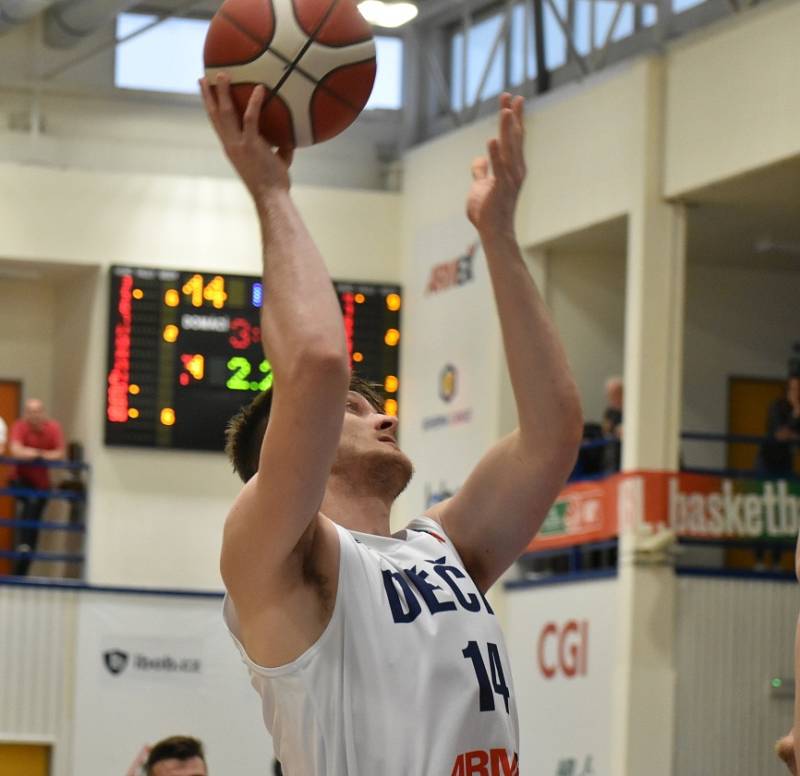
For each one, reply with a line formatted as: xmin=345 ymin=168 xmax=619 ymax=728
xmin=0 ymin=278 xmax=56 ymax=411
xmin=682 ymin=263 xmax=800 ymax=468
xmin=548 ymin=253 xmax=626 ymax=425
xmin=665 ymin=0 xmax=800 ymax=197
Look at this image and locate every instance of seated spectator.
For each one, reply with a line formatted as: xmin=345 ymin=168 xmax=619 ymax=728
xmin=126 ymin=736 xmax=208 ymax=776
xmin=8 ymin=398 xmax=66 ymax=576
xmin=0 ymin=414 xmax=6 ymax=453
xmin=757 ymin=376 xmax=800 ymax=478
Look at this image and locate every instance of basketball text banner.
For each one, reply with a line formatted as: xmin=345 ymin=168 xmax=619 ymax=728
xmin=526 ymin=471 xmax=800 ymax=551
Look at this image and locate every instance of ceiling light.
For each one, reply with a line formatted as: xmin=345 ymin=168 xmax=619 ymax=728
xmin=358 ymin=0 xmax=418 ymax=28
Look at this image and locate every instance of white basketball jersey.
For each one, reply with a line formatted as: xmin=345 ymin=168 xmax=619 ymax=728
xmin=223 ymin=516 xmax=520 ymax=775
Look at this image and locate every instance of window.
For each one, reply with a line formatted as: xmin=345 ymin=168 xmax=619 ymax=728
xmin=672 ymin=0 xmax=706 ymax=11
xmin=509 ymin=3 xmax=537 ymax=85
xmin=115 ymin=13 xmax=403 ymax=110
xmin=116 ymin=13 xmax=208 ymax=94
xmin=366 ymin=36 xmax=403 ymax=109
xmin=450 ymin=11 xmax=507 ymax=112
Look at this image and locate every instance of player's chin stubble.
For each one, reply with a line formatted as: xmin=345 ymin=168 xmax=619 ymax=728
xmin=333 ymin=447 xmax=414 ymax=501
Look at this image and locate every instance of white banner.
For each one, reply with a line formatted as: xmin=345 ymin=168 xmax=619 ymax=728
xmin=505 ymin=579 xmax=617 ymax=776
xmin=400 ymin=215 xmax=502 ymax=516
xmin=72 ymin=593 xmax=273 ymax=776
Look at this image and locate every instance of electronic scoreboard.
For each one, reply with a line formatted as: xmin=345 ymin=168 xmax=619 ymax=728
xmin=105 ymin=266 xmax=401 ymax=452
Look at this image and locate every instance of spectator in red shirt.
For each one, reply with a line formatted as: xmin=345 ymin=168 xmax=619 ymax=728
xmin=9 ymin=398 xmax=65 ymax=576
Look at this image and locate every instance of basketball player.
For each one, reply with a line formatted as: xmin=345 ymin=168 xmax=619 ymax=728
xmin=200 ymin=75 xmax=582 ymax=774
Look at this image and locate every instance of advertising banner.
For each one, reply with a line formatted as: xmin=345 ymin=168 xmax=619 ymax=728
xmin=400 ymin=217 xmax=502 ymax=518
xmin=72 ymin=593 xmax=273 ymax=776
xmin=505 ymin=579 xmax=617 ymax=776
xmin=527 ymin=471 xmax=800 ymax=551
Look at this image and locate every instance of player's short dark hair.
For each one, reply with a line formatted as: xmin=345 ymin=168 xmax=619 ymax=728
xmin=145 ymin=736 xmax=205 ymax=775
xmin=225 ymin=372 xmax=385 ymax=483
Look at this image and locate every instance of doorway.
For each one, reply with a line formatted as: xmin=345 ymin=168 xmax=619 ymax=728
xmin=0 ymin=380 xmax=22 ymax=575
xmin=727 ymin=376 xmax=787 ymax=471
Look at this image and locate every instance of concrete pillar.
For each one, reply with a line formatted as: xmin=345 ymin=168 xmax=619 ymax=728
xmin=612 ymin=58 xmax=687 ymax=776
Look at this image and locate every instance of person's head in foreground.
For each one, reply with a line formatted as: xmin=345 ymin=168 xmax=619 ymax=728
xmin=145 ymin=736 xmax=207 ymax=776
xmin=226 ymin=373 xmax=414 ymax=504
xmin=777 ymin=730 xmax=797 ymax=775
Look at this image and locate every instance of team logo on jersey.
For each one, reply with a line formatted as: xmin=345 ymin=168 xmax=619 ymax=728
xmin=450 ymin=748 xmax=518 ymax=776
xmin=381 ymin=556 xmax=494 ymax=624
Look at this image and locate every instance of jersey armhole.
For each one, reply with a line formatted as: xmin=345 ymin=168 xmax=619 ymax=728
xmin=222 ymin=524 xmax=351 ymax=678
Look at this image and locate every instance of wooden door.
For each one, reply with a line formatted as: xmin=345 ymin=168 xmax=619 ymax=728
xmin=727 ymin=376 xmax=786 ymax=471
xmin=0 ymin=380 xmax=22 ymax=574
xmin=0 ymin=743 xmax=50 ymax=776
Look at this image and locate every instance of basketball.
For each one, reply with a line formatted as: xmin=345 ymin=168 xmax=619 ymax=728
xmin=203 ymin=0 xmax=377 ymax=148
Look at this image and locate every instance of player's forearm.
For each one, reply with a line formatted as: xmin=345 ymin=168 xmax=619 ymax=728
xmin=482 ymin=230 xmax=582 ymax=455
xmin=255 ymin=192 xmax=349 ymax=374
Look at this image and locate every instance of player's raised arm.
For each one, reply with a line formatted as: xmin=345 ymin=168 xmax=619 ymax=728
xmin=427 ymin=93 xmax=583 ymax=592
xmin=201 ymin=77 xmax=349 ymax=608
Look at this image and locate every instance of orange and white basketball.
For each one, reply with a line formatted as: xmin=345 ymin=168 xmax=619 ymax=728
xmin=203 ymin=0 xmax=377 ymax=148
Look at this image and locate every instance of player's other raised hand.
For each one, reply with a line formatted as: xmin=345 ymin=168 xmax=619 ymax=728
xmin=467 ymin=92 xmax=527 ymax=237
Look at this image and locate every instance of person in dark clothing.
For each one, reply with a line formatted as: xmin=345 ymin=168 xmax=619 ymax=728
xmin=602 ymin=376 xmax=623 ymax=472
xmin=758 ymin=377 xmax=800 ymax=477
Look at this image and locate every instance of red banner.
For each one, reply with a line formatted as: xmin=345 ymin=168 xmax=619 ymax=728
xmin=526 ymin=471 xmax=800 ymax=552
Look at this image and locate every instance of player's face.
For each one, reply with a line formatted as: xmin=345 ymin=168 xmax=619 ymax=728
xmin=150 ymin=757 xmax=207 ymax=776
xmin=332 ymin=390 xmax=413 ymax=498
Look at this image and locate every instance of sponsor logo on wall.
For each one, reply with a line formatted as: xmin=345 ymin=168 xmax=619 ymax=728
xmin=103 ymin=649 xmax=129 ymax=675
xmin=537 ymin=620 xmax=589 ymax=680
xmin=101 ymin=646 xmax=202 ymax=678
xmin=425 ymin=243 xmax=478 ymax=296
xmin=553 ymin=755 xmax=595 ymax=776
xmin=425 ymin=480 xmax=459 ymax=508
xmin=422 ymin=364 xmax=473 ymax=431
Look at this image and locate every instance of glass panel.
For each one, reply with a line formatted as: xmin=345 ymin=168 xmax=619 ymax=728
xmin=642 ymin=4 xmax=658 ymax=26
xmin=543 ymin=0 xmax=567 ymax=70
xmin=116 ymin=14 xmax=403 ymax=110
xmin=450 ymin=12 xmax=506 ymax=110
xmin=116 ymin=13 xmax=208 ymax=94
xmin=673 ymin=0 xmax=706 ymax=11
xmin=510 ymin=3 xmax=538 ymax=85
xmin=367 ymin=36 xmax=404 ymax=109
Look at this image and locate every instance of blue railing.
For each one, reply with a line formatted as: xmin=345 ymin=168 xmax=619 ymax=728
xmin=0 ymin=456 xmax=88 ymax=575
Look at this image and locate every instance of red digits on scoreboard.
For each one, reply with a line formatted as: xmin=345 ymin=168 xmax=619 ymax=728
xmin=229 ymin=318 xmax=261 ymax=350
xmin=230 ymin=317 xmax=250 ymax=350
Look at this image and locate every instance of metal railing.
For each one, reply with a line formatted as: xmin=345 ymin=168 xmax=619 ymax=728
xmin=0 ymin=456 xmax=89 ymax=578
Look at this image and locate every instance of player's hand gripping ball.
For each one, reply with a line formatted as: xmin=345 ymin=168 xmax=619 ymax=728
xmin=203 ymin=0 xmax=377 ymax=148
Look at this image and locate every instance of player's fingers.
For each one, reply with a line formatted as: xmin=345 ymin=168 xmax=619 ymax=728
xmin=199 ymin=78 xmax=222 ymax=130
xmin=487 ymin=138 xmax=503 ymax=179
xmin=242 ymin=85 xmax=265 ymax=139
xmin=498 ymin=108 xmax=515 ymax=168
xmin=277 ymin=146 xmax=294 ymax=167
xmin=214 ymin=73 xmax=241 ymax=135
xmin=499 ymin=91 xmax=512 ymax=111
xmin=471 ymin=156 xmax=489 ymax=180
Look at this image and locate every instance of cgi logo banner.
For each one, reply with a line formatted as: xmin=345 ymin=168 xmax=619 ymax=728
xmin=422 ymin=365 xmax=472 ymax=431
xmin=425 ymin=244 xmax=478 ymax=296
xmin=537 ymin=620 xmax=588 ymax=680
